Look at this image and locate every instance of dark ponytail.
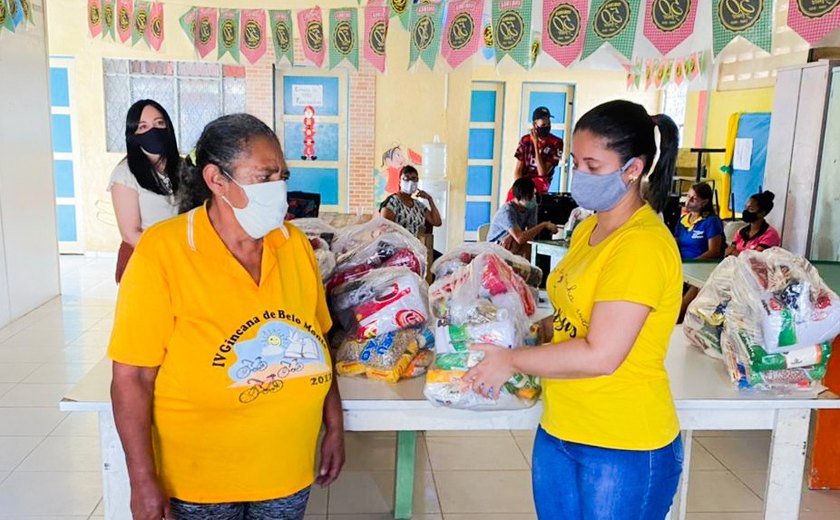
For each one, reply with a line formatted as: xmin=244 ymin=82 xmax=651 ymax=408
xmin=574 ymin=100 xmax=679 ymax=213
xmin=177 ymin=113 xmax=277 ymax=213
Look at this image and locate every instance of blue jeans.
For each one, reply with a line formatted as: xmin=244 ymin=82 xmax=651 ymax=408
xmin=532 ymin=427 xmax=683 ymax=520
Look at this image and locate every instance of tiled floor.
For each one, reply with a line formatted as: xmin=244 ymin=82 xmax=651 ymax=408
xmin=0 ymin=256 xmax=839 ymax=519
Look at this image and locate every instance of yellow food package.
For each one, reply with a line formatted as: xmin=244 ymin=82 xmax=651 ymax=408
xmin=366 ymin=351 xmax=415 ymax=383
xmin=336 ymin=360 xmax=366 ymax=377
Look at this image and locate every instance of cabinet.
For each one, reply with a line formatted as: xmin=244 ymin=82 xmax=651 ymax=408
xmin=810 ymin=67 xmax=840 ymax=261
xmin=764 ymin=60 xmax=839 ymax=257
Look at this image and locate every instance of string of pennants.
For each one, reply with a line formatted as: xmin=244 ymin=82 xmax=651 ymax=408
xmin=0 ymin=0 xmax=36 ymax=35
xmin=81 ymin=1 xmax=840 ymax=78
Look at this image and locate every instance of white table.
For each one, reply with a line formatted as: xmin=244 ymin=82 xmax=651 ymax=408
xmin=60 ymin=327 xmax=840 ymax=520
xmin=529 ymin=239 xmax=569 ymax=273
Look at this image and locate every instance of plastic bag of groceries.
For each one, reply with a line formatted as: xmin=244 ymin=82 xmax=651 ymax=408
xmin=330 ymin=267 xmax=430 ymax=338
xmin=683 ymin=257 xmax=738 ymax=359
xmin=290 ymin=219 xmax=338 ymax=281
xmin=432 ymin=242 xmax=543 ymax=288
xmin=719 ymin=248 xmax=839 ymax=392
xmin=336 ymin=327 xmax=435 ymax=383
xmin=424 ymin=253 xmax=540 ymax=410
xmin=331 ymin=217 xmax=426 ymax=265
xmin=292 ymin=218 xmax=338 ymax=245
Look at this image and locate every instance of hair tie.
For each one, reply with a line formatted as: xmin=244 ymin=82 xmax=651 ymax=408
xmin=188 ymin=148 xmax=198 ymax=165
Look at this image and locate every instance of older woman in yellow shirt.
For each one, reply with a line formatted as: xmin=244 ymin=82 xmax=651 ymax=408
xmin=467 ymin=100 xmax=684 ymax=520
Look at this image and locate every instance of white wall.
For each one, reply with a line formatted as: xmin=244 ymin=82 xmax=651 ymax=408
xmin=0 ymin=0 xmax=61 ymax=326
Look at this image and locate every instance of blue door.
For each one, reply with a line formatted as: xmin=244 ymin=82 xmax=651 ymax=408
xmin=465 ymin=82 xmax=505 ymax=241
xmin=520 ymin=83 xmax=574 ymax=192
xmin=50 ymin=58 xmax=83 ymax=253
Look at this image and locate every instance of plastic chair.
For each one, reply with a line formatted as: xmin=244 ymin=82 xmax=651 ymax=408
xmin=477 ymin=223 xmax=490 ymax=241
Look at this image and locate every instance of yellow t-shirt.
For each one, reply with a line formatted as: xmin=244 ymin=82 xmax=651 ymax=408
xmin=542 ymin=204 xmax=682 ymax=450
xmin=108 ymin=206 xmax=333 ymax=503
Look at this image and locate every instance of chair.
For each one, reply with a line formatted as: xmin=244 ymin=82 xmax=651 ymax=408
xmin=287 ymin=191 xmax=321 ymax=219
xmin=477 ymin=223 xmax=490 ymax=241
xmin=724 ymin=220 xmax=743 ymax=245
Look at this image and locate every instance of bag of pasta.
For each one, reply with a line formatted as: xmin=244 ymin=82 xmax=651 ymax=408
xmin=336 ymin=327 xmax=435 ymax=383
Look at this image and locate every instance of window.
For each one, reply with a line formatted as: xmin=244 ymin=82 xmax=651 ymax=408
xmin=662 ymin=82 xmax=688 ymax=147
xmin=103 ymin=59 xmax=247 ymax=153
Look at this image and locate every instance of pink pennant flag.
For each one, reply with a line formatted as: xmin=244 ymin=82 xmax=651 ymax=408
xmin=655 ymin=59 xmax=668 ymax=89
xmin=625 ymin=64 xmax=635 ymax=90
xmin=643 ymin=0 xmax=698 ymax=56
xmin=673 ymin=57 xmax=685 ymax=85
xmin=147 ymin=2 xmax=164 ymax=51
xmin=440 ymin=0 xmax=484 ymax=69
xmin=298 ymin=7 xmax=326 ymax=68
xmin=645 ymin=59 xmax=656 ymax=90
xmin=87 ymin=0 xmax=103 ymax=38
xmin=787 ymin=0 xmax=840 ymax=45
xmin=240 ymin=9 xmax=267 ymax=64
xmin=364 ymin=3 xmax=389 ymax=73
xmin=542 ymin=0 xmax=588 ymax=67
xmin=685 ymin=52 xmax=700 ymax=81
xmin=116 ymin=0 xmax=132 ymax=43
xmin=195 ymin=8 xmax=218 ymax=59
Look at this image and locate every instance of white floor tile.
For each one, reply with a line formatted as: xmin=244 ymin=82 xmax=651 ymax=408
xmin=730 ymin=469 xmax=766 ymax=500
xmin=22 ymin=363 xmax=95 ymax=384
xmin=1 ymin=326 xmax=85 ymax=348
xmin=328 ymin=515 xmax=442 ymax=520
xmin=0 ymin=470 xmax=101 ymax=516
xmin=696 ymin=435 xmax=771 ymax=472
xmin=0 ymin=362 xmax=41 ymax=383
xmin=17 ymin=435 xmax=101 ymax=472
xmin=426 ymin=435 xmax=529 ymax=471
xmin=434 ymin=470 xmax=534 ymax=514
xmin=51 ymin=412 xmax=100 ymax=437
xmin=687 ymin=470 xmax=763 ymax=513
xmin=690 ymin=439 xmax=727 ymax=471
xmin=0 ymin=383 xmax=12 ymax=399
xmin=68 ymin=331 xmax=113 ymax=348
xmin=0 ymin=407 xmax=65 ymax=435
xmin=684 ymin=514 xmax=763 ymax=520
xmin=801 ymin=486 xmax=840 ymax=512
xmin=513 ymin=432 xmax=535 ymax=468
xmin=444 ymin=515 xmax=536 ymax=520
xmin=0 ymin=436 xmax=43 ymax=471
xmin=0 ymin=383 xmax=75 ymax=407
xmin=327 ymin=470 xmax=439 ymax=515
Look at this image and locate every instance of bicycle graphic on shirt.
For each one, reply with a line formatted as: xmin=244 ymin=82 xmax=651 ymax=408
xmin=238 ymin=361 xmax=305 ymax=404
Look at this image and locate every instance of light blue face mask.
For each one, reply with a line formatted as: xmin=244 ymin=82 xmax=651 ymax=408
xmin=570 ymin=158 xmax=637 ymax=212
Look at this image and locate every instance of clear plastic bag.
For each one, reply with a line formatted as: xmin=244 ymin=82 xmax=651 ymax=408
xmin=292 ymin=218 xmax=338 ymax=245
xmin=684 ymin=257 xmax=738 ymax=359
xmin=424 ymin=253 xmax=540 ymax=410
xmin=431 ymin=242 xmax=543 ymax=288
xmin=331 ymin=217 xmax=427 ymax=265
xmin=335 ymin=327 xmax=435 ymax=383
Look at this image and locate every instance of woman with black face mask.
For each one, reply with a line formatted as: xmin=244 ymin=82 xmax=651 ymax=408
xmin=108 ymin=99 xmax=181 ymax=282
xmin=725 ymin=190 xmax=781 ymax=257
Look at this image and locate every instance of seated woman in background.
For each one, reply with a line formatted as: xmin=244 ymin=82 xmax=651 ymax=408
xmin=725 ymin=190 xmax=781 ymax=256
xmin=675 ymin=183 xmax=724 ymax=261
xmin=487 ymin=177 xmax=558 ymax=257
xmin=108 ymin=99 xmax=181 ymax=283
xmin=380 ymin=165 xmax=442 ymax=239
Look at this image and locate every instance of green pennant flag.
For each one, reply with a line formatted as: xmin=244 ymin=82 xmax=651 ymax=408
xmin=492 ymin=0 xmax=534 ymax=69
xmin=0 ymin=0 xmax=14 ymax=32
xmin=389 ymin=0 xmax=411 ymax=31
xmin=582 ymin=0 xmax=641 ymax=61
xmin=218 ymin=9 xmax=240 ymax=62
xmin=132 ymin=1 xmax=150 ymax=46
xmin=103 ymin=0 xmax=116 ymax=39
xmin=409 ymin=0 xmax=444 ymax=69
xmin=712 ymin=0 xmax=771 ymax=57
xmin=20 ymin=0 xmax=32 ymax=25
xmin=179 ymin=6 xmax=197 ymax=44
xmin=329 ymin=8 xmax=359 ymax=70
xmin=269 ymin=10 xmax=294 ymax=65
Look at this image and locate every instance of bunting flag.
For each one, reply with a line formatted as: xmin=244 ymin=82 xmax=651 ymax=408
xmin=712 ymin=0 xmax=772 ymax=56
xmin=787 ymin=0 xmax=840 ymax=45
xmin=298 ymin=7 xmax=326 ymax=67
xmin=409 ymin=0 xmax=444 ymax=69
xmin=364 ymin=3 xmax=389 ymax=72
xmin=20 ymin=0 xmax=31 ymax=25
xmin=673 ymin=56 xmax=686 ymax=85
xmin=147 ymin=2 xmax=164 ymax=51
xmin=240 ymin=9 xmax=267 ymax=64
xmin=685 ymin=51 xmax=700 ymax=80
xmin=643 ymin=0 xmax=698 ymax=56
xmin=441 ymin=0 xmax=485 ymax=69
xmin=9 ymin=0 xmax=21 ymax=28
xmin=330 ymin=8 xmax=360 ymax=70
xmin=269 ymin=10 xmax=294 ymax=65
xmin=542 ymin=0 xmax=588 ymax=67
xmin=195 ymin=7 xmax=217 ymax=59
xmin=633 ymin=57 xmax=643 ymax=88
xmin=481 ymin=10 xmax=495 ymax=60
xmin=389 ymin=0 xmax=411 ymax=30
xmin=86 ymin=0 xmax=103 ymax=37
xmin=132 ymin=1 xmax=150 ymax=46
xmin=625 ymin=63 xmax=635 ymax=89
xmin=218 ymin=9 xmax=240 ymax=61
xmin=655 ymin=58 xmax=670 ymax=88
xmin=582 ymin=0 xmax=641 ymax=60
xmin=116 ymin=0 xmax=132 ymax=43
xmin=645 ymin=58 xmax=656 ymax=89
xmin=103 ymin=0 xmax=116 ymax=39
xmin=179 ymin=6 xmax=197 ymax=44
xmin=0 ymin=0 xmax=13 ymax=33
xmin=493 ymin=0 xmax=534 ymax=69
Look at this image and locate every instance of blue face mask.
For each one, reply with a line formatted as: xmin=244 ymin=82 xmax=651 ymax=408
xmin=570 ymin=158 xmax=637 ymax=212
xmin=524 ymin=198 xmax=538 ymax=210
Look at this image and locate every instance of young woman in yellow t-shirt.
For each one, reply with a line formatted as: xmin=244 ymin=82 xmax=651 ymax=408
xmin=467 ymin=100 xmax=684 ymax=519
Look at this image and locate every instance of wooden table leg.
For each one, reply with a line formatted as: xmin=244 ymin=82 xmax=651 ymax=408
xmin=394 ymin=431 xmax=417 ymax=519
xmin=765 ymin=409 xmax=810 ymax=518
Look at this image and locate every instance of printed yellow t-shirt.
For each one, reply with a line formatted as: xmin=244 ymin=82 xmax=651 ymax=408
xmin=108 ymin=206 xmax=333 ymax=503
xmin=542 ymin=204 xmax=682 ymax=450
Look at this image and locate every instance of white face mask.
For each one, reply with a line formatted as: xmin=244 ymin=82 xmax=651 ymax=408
xmin=400 ymin=180 xmax=418 ymax=194
xmin=221 ymin=171 xmax=289 ymax=239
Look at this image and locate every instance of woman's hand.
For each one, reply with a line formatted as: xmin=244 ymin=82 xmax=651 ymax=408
xmin=415 ymin=190 xmax=434 ymax=203
xmin=130 ymin=476 xmax=171 ymax=520
xmin=464 ymin=344 xmax=516 ymax=400
xmin=316 ymin=426 xmax=345 ymax=487
xmin=725 ymin=244 xmax=738 ymax=257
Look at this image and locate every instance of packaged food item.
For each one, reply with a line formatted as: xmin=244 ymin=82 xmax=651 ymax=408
xmin=684 ymin=257 xmax=738 ymax=358
xmin=331 ymin=217 xmax=427 ymax=271
xmin=431 ymin=242 xmax=543 ymax=288
xmin=335 ymin=327 xmax=433 ymax=383
xmin=401 ymin=349 xmax=435 ymax=379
